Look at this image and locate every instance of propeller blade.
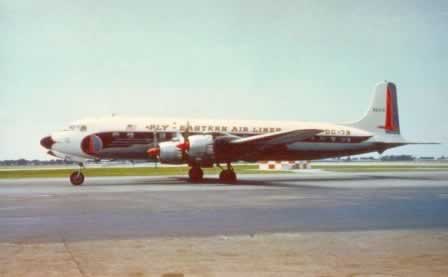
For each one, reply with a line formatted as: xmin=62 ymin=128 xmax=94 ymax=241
xmin=153 ymin=130 xmax=158 ymax=147
xmin=184 ymin=120 xmax=190 ymax=140
xmin=152 ymin=130 xmax=159 ymax=168
xmin=177 ymin=121 xmax=191 ymax=160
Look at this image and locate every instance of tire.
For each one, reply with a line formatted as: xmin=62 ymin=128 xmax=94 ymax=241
xmin=188 ymin=167 xmax=204 ymax=182
xmin=70 ymin=172 xmax=85 ymax=186
xmin=219 ymin=170 xmax=237 ymax=183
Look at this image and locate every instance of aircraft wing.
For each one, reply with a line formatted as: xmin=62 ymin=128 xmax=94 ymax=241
xmin=229 ymin=129 xmax=323 ymax=146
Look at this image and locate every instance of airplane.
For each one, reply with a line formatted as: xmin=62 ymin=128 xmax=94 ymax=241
xmin=40 ymin=81 xmax=436 ymax=185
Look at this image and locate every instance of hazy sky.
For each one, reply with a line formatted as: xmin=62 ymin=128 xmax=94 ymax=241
xmin=1 ymin=0 xmax=447 ymax=160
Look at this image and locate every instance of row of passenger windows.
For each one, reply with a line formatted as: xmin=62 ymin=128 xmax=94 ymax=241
xmin=308 ymin=136 xmax=353 ymax=143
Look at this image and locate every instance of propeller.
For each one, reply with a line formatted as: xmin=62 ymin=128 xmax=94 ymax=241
xmin=147 ymin=121 xmax=191 ymax=162
xmin=147 ymin=129 xmax=160 ymax=165
xmin=153 ymin=130 xmax=158 ymax=168
xmin=176 ymin=121 xmax=191 ymax=158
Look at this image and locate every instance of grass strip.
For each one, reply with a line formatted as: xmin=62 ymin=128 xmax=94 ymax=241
xmin=0 ymin=165 xmax=290 ymax=179
xmin=0 ymin=164 xmax=447 ymax=179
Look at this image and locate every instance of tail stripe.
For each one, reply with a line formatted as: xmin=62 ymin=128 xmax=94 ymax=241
xmin=385 ymin=84 xmax=400 ymax=133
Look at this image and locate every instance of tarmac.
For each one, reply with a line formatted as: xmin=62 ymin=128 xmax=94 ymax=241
xmin=1 ymin=171 xmax=448 ymax=276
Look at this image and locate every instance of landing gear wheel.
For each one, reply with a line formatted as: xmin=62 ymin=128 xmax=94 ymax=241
xmin=70 ymin=171 xmax=85 ymax=186
xmin=188 ymin=167 xmax=204 ymax=182
xmin=219 ymin=169 xmax=237 ymax=183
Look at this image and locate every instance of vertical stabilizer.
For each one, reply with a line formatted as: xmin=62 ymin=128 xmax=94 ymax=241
xmin=350 ymin=81 xmax=400 ymax=134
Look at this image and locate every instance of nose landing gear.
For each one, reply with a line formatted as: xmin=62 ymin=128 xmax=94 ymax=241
xmin=70 ymin=163 xmax=85 ymax=186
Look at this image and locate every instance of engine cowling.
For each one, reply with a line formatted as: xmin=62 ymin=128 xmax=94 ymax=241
xmin=187 ymin=135 xmax=215 ymax=166
xmin=158 ymin=141 xmax=184 ymax=164
xmin=158 ymin=135 xmax=217 ymax=166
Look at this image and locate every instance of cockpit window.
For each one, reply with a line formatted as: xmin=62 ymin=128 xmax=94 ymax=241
xmin=68 ymin=124 xmax=87 ymax=132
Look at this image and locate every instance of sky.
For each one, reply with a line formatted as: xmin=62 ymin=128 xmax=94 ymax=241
xmin=1 ymin=0 xmax=447 ymax=160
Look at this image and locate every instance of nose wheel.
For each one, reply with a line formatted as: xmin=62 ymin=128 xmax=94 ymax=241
xmin=70 ymin=171 xmax=85 ymax=186
xmin=70 ymin=163 xmax=85 ymax=186
xmin=188 ymin=166 xmax=204 ymax=182
xmin=219 ymin=162 xmax=237 ymax=183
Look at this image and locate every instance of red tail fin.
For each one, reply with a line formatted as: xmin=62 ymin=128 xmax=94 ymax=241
xmin=382 ymin=83 xmax=400 ymax=134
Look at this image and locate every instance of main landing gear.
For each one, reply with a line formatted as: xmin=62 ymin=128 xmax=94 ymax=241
xmin=70 ymin=163 xmax=85 ymax=186
xmin=188 ymin=162 xmax=237 ymax=183
xmin=218 ymin=162 xmax=237 ymax=183
xmin=188 ymin=166 xmax=204 ymax=182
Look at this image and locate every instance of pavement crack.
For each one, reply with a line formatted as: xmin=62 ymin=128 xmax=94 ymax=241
xmin=63 ymin=240 xmax=88 ymax=277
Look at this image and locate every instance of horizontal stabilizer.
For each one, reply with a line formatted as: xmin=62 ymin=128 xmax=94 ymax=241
xmin=401 ymin=141 xmax=440 ymax=145
xmin=373 ymin=134 xmax=441 ymax=146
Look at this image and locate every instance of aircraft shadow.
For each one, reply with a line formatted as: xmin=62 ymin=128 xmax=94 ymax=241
xmin=84 ymin=173 xmax=438 ymax=189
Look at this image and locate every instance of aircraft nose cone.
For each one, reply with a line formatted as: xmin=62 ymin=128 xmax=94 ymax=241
xmin=40 ymin=136 xmax=55 ymax=150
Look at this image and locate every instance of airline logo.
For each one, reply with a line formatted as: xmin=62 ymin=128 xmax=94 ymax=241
xmin=81 ymin=135 xmax=103 ymax=155
xmin=145 ymin=124 xmax=283 ymax=134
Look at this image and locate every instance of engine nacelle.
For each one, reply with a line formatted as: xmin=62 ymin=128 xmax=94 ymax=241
xmin=187 ymin=135 xmax=215 ymax=166
xmin=158 ymin=141 xmax=184 ymax=164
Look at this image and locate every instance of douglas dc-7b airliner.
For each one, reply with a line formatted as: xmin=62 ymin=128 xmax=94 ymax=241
xmin=40 ymin=81 xmax=435 ymax=185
